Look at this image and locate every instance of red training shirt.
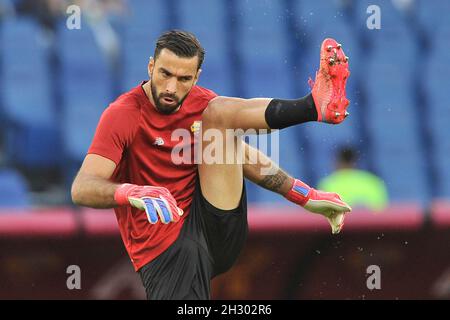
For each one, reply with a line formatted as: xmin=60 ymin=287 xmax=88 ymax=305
xmin=88 ymin=82 xmax=217 ymax=271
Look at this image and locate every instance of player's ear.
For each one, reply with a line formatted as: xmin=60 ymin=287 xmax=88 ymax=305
xmin=148 ymin=57 xmax=155 ymax=77
xmin=194 ymin=68 xmax=202 ymax=85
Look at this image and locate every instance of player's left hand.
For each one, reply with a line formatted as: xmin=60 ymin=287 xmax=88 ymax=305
xmin=284 ymin=179 xmax=351 ymax=234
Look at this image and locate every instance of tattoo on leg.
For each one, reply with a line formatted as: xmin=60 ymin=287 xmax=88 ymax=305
xmin=258 ymin=169 xmax=288 ymax=193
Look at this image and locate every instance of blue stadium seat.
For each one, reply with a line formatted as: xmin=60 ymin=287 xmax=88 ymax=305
xmin=1 ymin=17 xmax=60 ymax=167
xmin=365 ymin=59 xmax=429 ymax=204
xmin=0 ymin=168 xmax=30 ymax=208
xmin=372 ymin=31 xmax=417 ymax=68
xmin=57 ymin=21 xmax=112 ymax=163
xmin=416 ymin=0 xmax=450 ymax=37
xmin=302 ymin=120 xmax=359 ymax=182
xmin=291 ymin=2 xmax=362 ymax=183
xmin=175 ymin=0 xmax=233 ymax=96
xmin=292 ymin=0 xmax=348 ymax=68
xmin=435 ymin=151 xmax=450 ymax=198
xmin=424 ymin=46 xmax=450 ymax=198
xmin=292 ymin=0 xmax=361 ymax=114
xmin=424 ymin=54 xmax=450 ymax=151
xmin=353 ymin=0 xmax=418 ymax=68
xmin=372 ymin=150 xmax=428 ymax=205
xmin=431 ymin=23 xmax=450 ymax=55
xmin=233 ymin=0 xmax=304 ymax=203
xmin=122 ymin=0 xmax=167 ymax=90
xmin=235 ymin=0 xmax=293 ymax=98
xmin=296 ymin=21 xmax=359 ymax=90
xmin=293 ymin=0 xmax=352 ymax=35
xmin=366 ymin=60 xmax=419 ymax=150
xmin=351 ymin=0 xmax=419 ymax=68
xmin=353 ymin=0 xmax=413 ymax=32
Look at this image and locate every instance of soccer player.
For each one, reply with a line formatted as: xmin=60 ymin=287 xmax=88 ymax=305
xmin=71 ymin=30 xmax=352 ymax=300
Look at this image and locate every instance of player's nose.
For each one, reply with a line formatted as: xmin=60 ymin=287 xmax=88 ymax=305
xmin=165 ymin=78 xmax=177 ymax=94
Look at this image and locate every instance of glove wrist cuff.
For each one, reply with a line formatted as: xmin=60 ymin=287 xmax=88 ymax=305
xmin=284 ymin=179 xmax=312 ymax=207
xmin=114 ymin=183 xmax=137 ymax=206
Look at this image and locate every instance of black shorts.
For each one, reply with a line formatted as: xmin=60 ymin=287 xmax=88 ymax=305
xmin=139 ymin=177 xmax=248 ymax=300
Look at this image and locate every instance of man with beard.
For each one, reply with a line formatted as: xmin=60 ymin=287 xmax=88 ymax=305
xmin=71 ymin=30 xmax=352 ymax=299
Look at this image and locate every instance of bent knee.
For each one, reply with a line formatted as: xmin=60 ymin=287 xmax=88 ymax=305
xmin=202 ymin=96 xmax=243 ymax=128
xmin=202 ymin=96 xmax=227 ymax=127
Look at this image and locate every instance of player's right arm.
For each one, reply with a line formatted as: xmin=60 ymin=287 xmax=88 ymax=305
xmin=71 ymin=154 xmax=183 ymax=223
xmin=71 ymin=154 xmax=119 ymax=208
xmin=71 ymin=102 xmax=183 ymax=224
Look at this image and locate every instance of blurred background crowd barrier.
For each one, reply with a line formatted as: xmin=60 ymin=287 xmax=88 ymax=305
xmin=1 ymin=205 xmax=449 ymax=299
xmin=0 ymin=0 xmax=449 ymax=299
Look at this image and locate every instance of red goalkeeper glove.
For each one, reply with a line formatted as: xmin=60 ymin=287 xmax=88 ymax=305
xmin=285 ymin=179 xmax=351 ymax=234
xmin=114 ymin=184 xmax=184 ymax=224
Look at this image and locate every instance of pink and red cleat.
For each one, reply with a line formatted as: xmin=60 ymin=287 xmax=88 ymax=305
xmin=309 ymin=38 xmax=351 ymax=124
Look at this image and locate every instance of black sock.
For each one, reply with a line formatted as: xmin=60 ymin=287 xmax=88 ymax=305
xmin=264 ymin=94 xmax=317 ymax=129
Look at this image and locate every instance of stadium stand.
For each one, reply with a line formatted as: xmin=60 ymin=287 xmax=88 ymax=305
xmin=1 ymin=17 xmax=60 ymax=168
xmin=121 ymin=0 xmax=168 ymax=91
xmin=0 ymin=168 xmax=30 ymax=207
xmin=0 ymin=0 xmax=448 ymax=208
xmin=57 ymin=18 xmax=112 ymax=176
